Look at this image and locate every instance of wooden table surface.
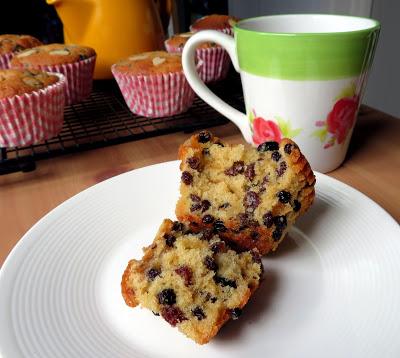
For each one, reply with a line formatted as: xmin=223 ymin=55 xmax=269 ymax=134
xmin=1 ymin=106 xmax=399 ymax=265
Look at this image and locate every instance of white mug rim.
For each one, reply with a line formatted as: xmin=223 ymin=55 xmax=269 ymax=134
xmin=235 ymin=14 xmax=380 ymax=36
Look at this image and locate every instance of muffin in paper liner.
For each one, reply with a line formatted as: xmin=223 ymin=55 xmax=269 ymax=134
xmin=111 ymin=66 xmax=197 ymax=118
xmin=165 ymin=41 xmax=230 ymax=83
xmin=0 ymin=34 xmax=43 ymax=69
xmin=0 ymin=53 xmax=13 ymax=70
xmin=0 ymin=73 xmax=66 ymax=147
xmin=190 ymin=15 xmax=237 ymax=36
xmin=11 ymin=56 xmax=96 ymax=105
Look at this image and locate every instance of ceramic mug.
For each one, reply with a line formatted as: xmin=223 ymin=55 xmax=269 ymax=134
xmin=182 ymin=14 xmax=380 ymax=173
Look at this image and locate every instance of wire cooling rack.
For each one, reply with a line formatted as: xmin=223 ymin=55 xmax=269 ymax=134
xmin=0 ymin=73 xmax=244 ymax=175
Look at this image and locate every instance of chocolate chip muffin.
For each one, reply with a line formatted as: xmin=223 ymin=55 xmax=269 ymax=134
xmin=10 ymin=43 xmax=96 ymax=105
xmin=0 ymin=69 xmax=59 ymax=99
xmin=190 ymin=14 xmax=239 ymax=36
xmin=175 ymin=131 xmax=316 ymax=255
xmin=121 ymin=219 xmax=263 ymax=344
xmin=10 ymin=43 xmax=96 ymax=67
xmin=0 ymin=34 xmax=42 ymax=69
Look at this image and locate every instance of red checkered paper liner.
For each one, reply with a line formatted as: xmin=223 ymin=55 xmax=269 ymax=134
xmin=112 ymin=67 xmax=196 ymax=118
xmin=0 ymin=53 xmax=13 ymax=69
xmin=0 ymin=73 xmax=66 ymax=147
xmin=165 ymin=42 xmax=230 ymax=83
xmin=11 ymin=56 xmax=96 ymax=105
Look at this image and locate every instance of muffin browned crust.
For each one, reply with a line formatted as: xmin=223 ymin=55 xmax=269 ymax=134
xmin=0 ymin=69 xmax=59 ymax=99
xmin=165 ymin=32 xmax=220 ymax=52
xmin=190 ymin=14 xmax=239 ymax=32
xmin=121 ymin=218 xmax=263 ymax=344
xmin=175 ymin=131 xmax=316 ymax=255
xmin=113 ymin=51 xmax=183 ymax=75
xmin=0 ymin=34 xmax=42 ymax=55
xmin=10 ymin=43 xmax=96 ymax=67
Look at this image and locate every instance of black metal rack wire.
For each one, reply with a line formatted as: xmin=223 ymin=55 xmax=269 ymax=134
xmin=0 ymin=73 xmax=244 ymax=175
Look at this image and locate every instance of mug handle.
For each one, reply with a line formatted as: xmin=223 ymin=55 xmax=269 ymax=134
xmin=182 ymin=30 xmax=253 ymax=144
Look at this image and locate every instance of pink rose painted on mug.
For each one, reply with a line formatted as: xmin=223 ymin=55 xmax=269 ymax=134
xmin=252 ymin=117 xmax=282 ymax=144
xmin=313 ymin=83 xmax=360 ymax=149
xmin=250 ymin=110 xmax=302 ymax=145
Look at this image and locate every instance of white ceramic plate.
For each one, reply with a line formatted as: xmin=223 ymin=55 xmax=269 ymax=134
xmin=1 ymin=161 xmax=400 ymax=358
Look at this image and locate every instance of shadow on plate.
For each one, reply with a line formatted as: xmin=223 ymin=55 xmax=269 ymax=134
xmin=268 ymin=196 xmax=331 ymax=258
xmin=215 ymin=269 xmax=279 ymax=342
xmin=215 ymin=196 xmax=331 ymax=342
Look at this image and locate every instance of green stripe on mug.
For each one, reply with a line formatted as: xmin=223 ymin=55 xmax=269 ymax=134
xmin=235 ymin=14 xmax=380 ymax=80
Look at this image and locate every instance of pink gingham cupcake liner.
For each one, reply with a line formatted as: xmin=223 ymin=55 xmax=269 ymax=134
xmin=0 ymin=73 xmax=66 ymax=147
xmin=38 ymin=56 xmax=95 ymax=105
xmin=165 ymin=41 xmax=230 ymax=83
xmin=219 ymin=27 xmax=234 ymax=36
xmin=112 ymin=66 xmax=196 ymax=118
xmin=191 ymin=27 xmax=234 ymax=36
xmin=0 ymin=53 xmax=13 ymax=70
xmin=164 ymin=41 xmax=180 ymax=55
xmin=196 ymin=47 xmax=230 ymax=83
xmin=11 ymin=56 xmax=96 ymax=105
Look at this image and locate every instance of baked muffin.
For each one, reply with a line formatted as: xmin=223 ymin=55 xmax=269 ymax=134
xmin=165 ymin=32 xmax=218 ymax=51
xmin=0 ymin=69 xmax=66 ymax=147
xmin=112 ymin=51 xmax=197 ymax=118
xmin=190 ymin=14 xmax=239 ymax=36
xmin=122 ymin=219 xmax=263 ymax=344
xmin=0 ymin=34 xmax=42 ymax=69
xmin=10 ymin=43 xmax=96 ymax=105
xmin=175 ymin=131 xmax=316 ymax=255
xmin=165 ymin=32 xmax=230 ymax=83
xmin=0 ymin=69 xmax=58 ymax=98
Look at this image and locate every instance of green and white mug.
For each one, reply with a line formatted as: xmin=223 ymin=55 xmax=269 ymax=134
xmin=182 ymin=14 xmax=380 ymax=173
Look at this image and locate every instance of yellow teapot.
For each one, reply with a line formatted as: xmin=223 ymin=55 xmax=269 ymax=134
xmin=47 ymin=0 xmax=166 ymax=79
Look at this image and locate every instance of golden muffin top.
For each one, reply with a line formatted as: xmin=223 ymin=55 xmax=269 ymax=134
xmin=0 ymin=69 xmax=59 ymax=99
xmin=11 ymin=44 xmax=96 ymax=67
xmin=165 ymin=32 xmax=220 ymax=51
xmin=190 ymin=14 xmax=239 ymax=32
xmin=0 ymin=34 xmax=42 ymax=55
xmin=113 ymin=51 xmax=184 ymax=75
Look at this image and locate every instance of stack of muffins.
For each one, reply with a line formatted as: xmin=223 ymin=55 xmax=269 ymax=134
xmin=0 ymin=34 xmax=97 ymax=148
xmin=112 ymin=14 xmax=239 ymax=118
